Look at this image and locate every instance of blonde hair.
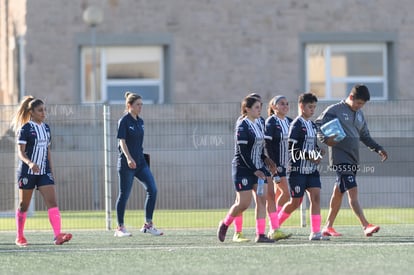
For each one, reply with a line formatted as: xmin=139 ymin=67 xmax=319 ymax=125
xmin=11 ymin=96 xmax=44 ymax=134
xmin=124 ymin=91 xmax=142 ymax=111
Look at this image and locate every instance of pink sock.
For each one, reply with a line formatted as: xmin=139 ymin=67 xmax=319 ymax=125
xmin=223 ymin=213 xmax=235 ymax=227
xmin=269 ymin=212 xmax=280 ymax=230
xmin=278 ymin=210 xmax=291 ymax=226
xmin=311 ymin=214 xmax=321 ymax=233
xmin=256 ymin=218 xmax=266 ymax=235
xmin=48 ymin=207 xmax=61 ymax=237
xmin=16 ymin=209 xmax=27 ymax=238
xmin=234 ymin=215 xmax=243 ymax=232
xmin=276 ymin=205 xmax=283 ymax=215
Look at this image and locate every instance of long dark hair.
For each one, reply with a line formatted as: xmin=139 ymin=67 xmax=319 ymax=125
xmin=241 ymin=96 xmax=260 ymax=116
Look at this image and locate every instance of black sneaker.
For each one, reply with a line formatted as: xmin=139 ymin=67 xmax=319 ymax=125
xmin=255 ymin=234 xmax=275 ymax=243
xmin=217 ymin=220 xmax=228 ymax=242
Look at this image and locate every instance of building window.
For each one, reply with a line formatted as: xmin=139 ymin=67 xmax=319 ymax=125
xmin=305 ymin=43 xmax=388 ymax=100
xmin=81 ymin=46 xmax=164 ymax=104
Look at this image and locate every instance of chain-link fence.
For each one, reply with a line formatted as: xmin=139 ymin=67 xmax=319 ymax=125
xmin=1 ymin=101 xmax=413 ymax=227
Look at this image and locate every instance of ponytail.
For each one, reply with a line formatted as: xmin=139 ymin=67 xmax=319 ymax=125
xmin=11 ymin=96 xmax=44 ymax=134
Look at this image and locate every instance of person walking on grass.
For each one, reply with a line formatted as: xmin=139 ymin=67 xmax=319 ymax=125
xmin=114 ymin=92 xmax=163 ymax=237
xmin=277 ymin=93 xmax=329 ymax=241
xmin=315 ymin=84 xmax=388 ymax=237
xmin=230 ymin=93 xmax=264 ymax=242
xmin=264 ymin=95 xmax=293 ymax=240
xmin=217 ymin=95 xmax=274 ymax=243
xmin=11 ymin=96 xmax=72 ymax=247
xmin=231 ymin=93 xmax=289 ymax=242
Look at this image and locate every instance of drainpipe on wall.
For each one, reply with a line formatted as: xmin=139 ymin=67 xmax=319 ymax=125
xmin=17 ymin=35 xmax=25 ymax=101
xmin=16 ymin=34 xmax=34 ymax=216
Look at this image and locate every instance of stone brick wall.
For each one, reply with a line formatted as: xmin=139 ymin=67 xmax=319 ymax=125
xmin=25 ymin=0 xmax=414 ymax=104
xmin=0 ymin=0 xmax=26 ymax=104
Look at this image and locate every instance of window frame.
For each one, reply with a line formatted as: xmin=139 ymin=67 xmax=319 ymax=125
xmin=300 ymin=32 xmax=397 ymax=101
xmin=105 ymin=79 xmax=163 ymax=104
xmin=102 ymin=46 xmax=164 ymax=104
xmin=76 ymin=33 xmax=173 ymax=104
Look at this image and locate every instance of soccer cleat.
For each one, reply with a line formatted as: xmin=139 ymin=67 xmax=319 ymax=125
xmin=232 ymin=232 xmax=250 ymax=243
xmin=114 ymin=226 xmax=132 ymax=237
xmin=364 ymin=224 xmax=380 ymax=237
xmin=15 ymin=236 xmax=28 ymax=247
xmin=322 ymin=227 xmax=342 ymax=237
xmin=267 ymin=229 xmax=292 ymax=240
xmin=309 ymin=232 xmax=330 ymax=241
xmin=255 ymin=234 xmax=275 ymax=243
xmin=54 ymin=233 xmax=72 ymax=245
xmin=140 ymin=222 xmax=163 ymax=236
xmin=217 ymin=220 xmax=228 ymax=242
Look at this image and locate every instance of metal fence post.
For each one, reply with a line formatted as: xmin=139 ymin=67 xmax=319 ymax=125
xmin=103 ymin=104 xmax=112 ymax=230
xmin=300 ymin=195 xmax=307 ymax=227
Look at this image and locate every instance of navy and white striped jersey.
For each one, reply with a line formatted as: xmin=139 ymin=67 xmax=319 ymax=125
xmin=235 ymin=116 xmax=265 ymax=132
xmin=233 ymin=115 xmax=265 ymax=152
xmin=232 ymin=117 xmax=266 ymax=175
xmin=264 ymin=115 xmax=292 ymax=167
xmin=17 ymin=121 xmax=51 ymax=175
xmin=288 ymin=116 xmax=319 ymax=174
xmin=257 ymin=116 xmax=265 ymax=132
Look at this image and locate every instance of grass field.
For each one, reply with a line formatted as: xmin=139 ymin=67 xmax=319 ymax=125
xmin=1 ymin=209 xmax=413 ymax=274
xmin=1 ymin=208 xmax=413 ymax=230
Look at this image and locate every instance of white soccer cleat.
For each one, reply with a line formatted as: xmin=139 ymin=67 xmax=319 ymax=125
xmin=114 ymin=226 xmax=132 ymax=237
xmin=364 ymin=224 xmax=380 ymax=237
xmin=309 ymin=231 xmax=330 ymax=241
xmin=140 ymin=222 xmax=163 ymax=236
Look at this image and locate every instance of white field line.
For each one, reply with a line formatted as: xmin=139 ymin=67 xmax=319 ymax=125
xmin=1 ymin=241 xmax=414 ymax=253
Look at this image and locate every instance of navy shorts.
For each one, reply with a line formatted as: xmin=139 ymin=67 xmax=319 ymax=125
xmin=275 ymin=166 xmax=287 ymax=178
xmin=232 ymin=167 xmax=270 ymax=192
xmin=18 ymin=174 xmax=55 ymax=190
xmin=233 ymin=176 xmax=262 ymax=192
xmin=288 ymin=171 xmax=321 ymax=198
xmin=336 ymin=172 xmax=357 ymax=193
xmin=331 ymin=163 xmax=358 ymax=193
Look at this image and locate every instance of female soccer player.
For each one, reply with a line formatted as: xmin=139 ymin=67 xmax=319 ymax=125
xmin=277 ymin=93 xmax=329 ymax=241
xmin=11 ymin=96 xmax=72 ymax=246
xmin=231 ymin=93 xmax=266 ymax=242
xmin=217 ymin=95 xmax=274 ymax=243
xmin=114 ymin=92 xmax=163 ymax=237
xmin=264 ymin=95 xmax=293 ymax=240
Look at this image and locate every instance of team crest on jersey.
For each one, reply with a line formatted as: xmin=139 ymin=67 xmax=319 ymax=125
xmin=241 ymin=178 xmax=248 ymax=186
xmin=343 ymin=113 xmax=349 ymax=120
xmin=357 ymin=113 xmax=363 ymax=122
